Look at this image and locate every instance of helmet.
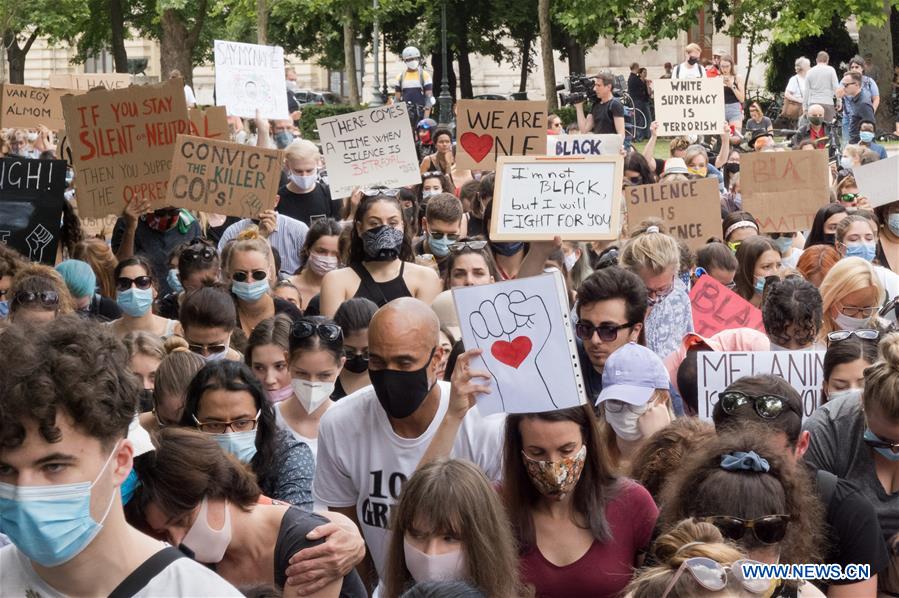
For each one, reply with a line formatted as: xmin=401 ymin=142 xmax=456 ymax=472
xmin=402 ymin=46 xmax=421 ymax=61
xmin=416 ymin=118 xmax=437 ymax=130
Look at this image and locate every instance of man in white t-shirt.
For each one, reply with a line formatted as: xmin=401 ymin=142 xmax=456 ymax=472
xmin=673 ymin=42 xmax=706 ymax=79
xmin=313 ymin=298 xmax=505 ymax=592
xmin=0 ymin=317 xmax=241 ymax=597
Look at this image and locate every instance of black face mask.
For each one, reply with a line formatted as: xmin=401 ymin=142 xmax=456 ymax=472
xmin=370 ymin=348 xmax=436 ymax=419
xmin=688 ymin=56 xmax=699 ymax=65
xmin=821 ymin=233 xmax=836 ymax=247
xmin=344 ymin=354 xmax=370 ymax=374
xmin=137 ymin=388 xmax=154 ymax=413
xmin=722 ymin=163 xmax=740 ymax=175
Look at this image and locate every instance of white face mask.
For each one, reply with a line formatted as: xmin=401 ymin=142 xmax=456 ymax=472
xmin=290 ymin=172 xmax=317 ymax=190
xmin=827 ymin=387 xmax=863 ymax=403
xmin=403 ymin=539 xmax=466 ymax=583
xmin=406 ymin=60 xmax=420 ymax=70
xmin=834 ymin=312 xmax=870 ymax=331
xmin=603 ymin=404 xmax=648 ymax=441
xmin=563 ymin=252 xmax=578 ymax=271
xmin=291 ymin=379 xmax=335 ymax=413
xmin=181 ymin=498 xmax=232 ymax=563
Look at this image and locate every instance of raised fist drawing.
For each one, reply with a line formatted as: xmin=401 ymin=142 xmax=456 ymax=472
xmin=26 ymin=224 xmax=53 ymax=263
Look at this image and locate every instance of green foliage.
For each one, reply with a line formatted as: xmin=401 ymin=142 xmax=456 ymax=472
xmin=554 ymin=105 xmax=576 ymax=127
xmin=764 ymin=18 xmax=857 ymax=93
xmin=299 ymin=103 xmax=366 ymax=140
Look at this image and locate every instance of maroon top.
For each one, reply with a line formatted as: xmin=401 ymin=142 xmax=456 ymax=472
xmin=518 ymin=479 xmax=658 ymax=598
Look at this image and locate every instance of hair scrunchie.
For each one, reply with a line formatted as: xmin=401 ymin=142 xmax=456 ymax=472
xmin=720 ymin=450 xmax=770 ymax=472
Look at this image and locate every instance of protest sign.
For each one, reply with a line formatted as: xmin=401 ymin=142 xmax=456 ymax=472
xmin=0 ymin=157 xmax=67 ymax=265
xmin=697 ymin=350 xmax=825 ymax=419
xmin=0 ymin=84 xmax=81 ymax=130
xmin=545 ymin=134 xmax=622 ymax=156
xmin=455 ymin=100 xmax=547 ymax=170
xmin=49 ymin=73 xmax=132 ymax=91
xmin=653 ymin=78 xmax=725 ymax=137
xmin=214 ymin=40 xmax=289 ymax=120
xmin=188 ymin=106 xmax=230 ymax=140
xmin=60 ymin=78 xmax=190 ymax=219
xmin=625 ymin=178 xmax=721 ymax=250
xmin=741 ymin=149 xmax=829 ymax=232
xmin=167 ymin=135 xmax=282 ymax=218
xmin=452 ymin=270 xmax=586 ymax=415
xmin=317 ymin=104 xmax=420 ymax=199
xmin=689 ymin=275 xmax=765 ymax=338
xmin=854 ymin=155 xmax=899 ymax=208
xmin=490 ymin=155 xmax=622 ymax=241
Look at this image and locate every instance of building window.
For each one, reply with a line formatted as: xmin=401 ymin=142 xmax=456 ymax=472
xmin=85 ymin=51 xmax=114 ymax=73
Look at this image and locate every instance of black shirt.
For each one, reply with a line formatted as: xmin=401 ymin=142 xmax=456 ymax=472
xmin=589 ymin=97 xmax=625 ymax=135
xmin=627 ymin=73 xmax=649 ymax=103
xmin=86 ymin=293 xmax=123 ymax=322
xmin=157 ymin=292 xmax=180 ymax=320
xmin=276 ymin=183 xmax=343 ymax=227
xmin=111 ymin=219 xmax=202 ymax=295
xmin=204 ymin=216 xmax=240 ymax=245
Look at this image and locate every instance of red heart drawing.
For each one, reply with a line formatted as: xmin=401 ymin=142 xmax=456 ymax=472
xmin=460 ymin=132 xmax=494 ymax=164
xmin=491 ymin=336 xmax=532 ymax=369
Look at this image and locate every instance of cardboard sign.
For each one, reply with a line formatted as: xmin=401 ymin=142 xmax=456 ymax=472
xmin=60 ymin=78 xmax=190 ymax=219
xmin=455 ymin=99 xmax=547 ymax=170
xmin=0 ymin=84 xmax=82 ymax=130
xmin=188 ymin=106 xmax=230 ymax=140
xmin=741 ymin=149 xmax=829 ymax=232
xmin=653 ymin=78 xmax=726 ymax=137
xmin=49 ymin=73 xmax=132 ymax=91
xmin=0 ymin=158 xmax=67 ymax=264
xmin=452 ymin=270 xmax=586 ymax=415
xmin=166 ymin=135 xmax=282 ymax=218
xmin=697 ymin=350 xmax=825 ymax=419
xmin=854 ymin=155 xmax=899 ymax=208
xmin=490 ymin=155 xmax=622 ymax=241
xmin=545 ymin=134 xmax=622 ymax=156
xmin=625 ymin=178 xmax=721 ymax=250
xmin=317 ymin=104 xmax=420 ymax=199
xmin=689 ymin=275 xmax=765 ymax=338
xmin=214 ymin=40 xmax=289 ymax=120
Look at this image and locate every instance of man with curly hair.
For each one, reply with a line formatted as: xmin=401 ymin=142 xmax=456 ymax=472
xmin=0 ymin=316 xmax=241 ymax=596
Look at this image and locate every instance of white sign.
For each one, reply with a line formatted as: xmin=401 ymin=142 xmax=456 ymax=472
xmin=854 ymin=155 xmax=899 ymax=208
xmin=696 ymin=350 xmax=825 ymax=420
xmin=490 ymin=155 xmax=622 ymax=241
xmin=653 ymin=78 xmax=726 ymax=137
xmin=317 ymin=104 xmax=420 ymax=199
xmin=213 ymin=40 xmax=289 ymax=120
xmin=452 ymin=271 xmax=586 ymax=416
xmin=545 ymin=134 xmax=622 ymax=156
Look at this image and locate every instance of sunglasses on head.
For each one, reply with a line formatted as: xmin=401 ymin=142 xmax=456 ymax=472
xmin=449 ymin=240 xmax=488 ymax=253
xmin=661 ymin=556 xmax=772 ymax=598
xmin=291 ymin=320 xmax=343 ymax=343
xmin=14 ymin=290 xmax=59 ymax=307
xmin=116 ymin=276 xmax=153 ymax=292
xmin=231 ymin=270 xmax=268 ymax=283
xmin=575 ymin=320 xmax=635 ymax=342
xmin=719 ymin=390 xmax=795 ymax=419
xmin=827 ymin=329 xmax=880 ymax=344
xmin=181 ymin=245 xmax=216 ymax=263
xmin=706 ymin=514 xmax=791 ymax=545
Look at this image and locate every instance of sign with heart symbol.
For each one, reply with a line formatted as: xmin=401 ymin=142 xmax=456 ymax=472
xmin=455 ymin=99 xmax=548 ymax=170
xmin=490 ymin=336 xmax=532 ymax=369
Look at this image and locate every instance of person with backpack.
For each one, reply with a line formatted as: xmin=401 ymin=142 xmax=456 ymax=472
xmin=395 ymin=46 xmax=433 ymax=126
xmin=672 ymin=43 xmax=706 ymax=79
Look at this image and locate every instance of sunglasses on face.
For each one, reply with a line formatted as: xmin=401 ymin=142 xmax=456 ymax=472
xmin=192 ymin=410 xmax=261 ymax=434
xmin=839 ymin=193 xmax=859 ymax=203
xmin=705 ymin=514 xmax=791 ymax=545
xmin=719 ymin=390 xmax=795 ymax=419
xmin=661 ymin=557 xmax=771 ymax=598
xmin=603 ymin=399 xmax=646 ymax=414
xmin=187 ymin=341 xmax=228 ymax=355
xmin=116 ymin=276 xmax=153 ymax=292
xmin=646 ymin=282 xmax=674 ymax=304
xmin=344 ymin=348 xmax=369 ymax=360
xmin=291 ymin=320 xmax=343 ymax=343
xmin=768 ymin=232 xmax=794 ymax=240
xmin=827 ymin=329 xmax=880 ymax=344
xmin=429 ymin=232 xmax=460 ymax=241
xmin=838 ymin=303 xmax=878 ymax=319
xmin=575 ymin=320 xmax=634 ymax=342
xmin=14 ymin=290 xmax=59 ymax=307
xmin=231 ymin=270 xmax=268 ymax=283
xmin=449 ymin=240 xmax=488 ymax=253
xmin=362 ymin=187 xmax=400 ymax=197
xmin=864 ymin=429 xmax=899 ymax=453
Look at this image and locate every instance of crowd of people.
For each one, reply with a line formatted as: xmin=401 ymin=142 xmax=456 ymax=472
xmin=2 ymin=46 xmax=899 ymax=598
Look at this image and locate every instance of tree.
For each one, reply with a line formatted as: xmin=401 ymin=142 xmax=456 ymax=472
xmin=2 ymin=0 xmax=89 ymax=83
xmin=538 ymin=0 xmax=556 ymax=109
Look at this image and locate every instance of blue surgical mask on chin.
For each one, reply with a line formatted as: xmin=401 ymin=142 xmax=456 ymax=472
xmin=754 ymin=276 xmax=766 ymax=295
xmin=211 ymin=430 xmax=258 ymax=463
xmin=0 ymin=443 xmax=120 ymax=567
xmin=888 ymin=213 xmax=899 ymax=237
xmin=232 ymin=279 xmax=270 ymax=302
xmin=864 ymin=429 xmax=899 ymax=461
xmin=844 ymin=242 xmax=876 ymax=262
xmin=0 ymin=299 xmax=8 ymax=319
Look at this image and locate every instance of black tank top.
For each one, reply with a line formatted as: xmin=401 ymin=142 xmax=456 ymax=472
xmin=351 ymin=260 xmax=412 ymax=306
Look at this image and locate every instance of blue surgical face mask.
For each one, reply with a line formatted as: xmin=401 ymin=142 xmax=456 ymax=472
xmin=0 ymin=443 xmax=120 ymax=567
xmin=859 ymin=131 xmax=876 ymax=144
xmin=167 ymin=269 xmax=184 ymax=294
xmin=844 ymin=241 xmax=876 ymax=263
xmin=211 ymin=430 xmax=258 ymax=463
xmin=202 ymin=349 xmax=229 ymax=363
xmin=274 ymin=131 xmax=293 ymax=149
xmin=771 ymin=236 xmax=793 ymax=255
xmin=864 ymin=429 xmax=899 ymax=461
xmin=754 ymin=276 xmax=766 ymax=295
xmin=428 ymin=234 xmax=453 ymax=258
xmin=117 ymin=287 xmax=153 ymax=317
xmin=840 ymin=156 xmax=854 ymax=170
xmin=490 ymin=241 xmax=525 ymax=257
xmin=120 ymin=469 xmax=141 ymax=506
xmin=231 ymin=279 xmax=270 ymax=302
xmin=888 ymin=214 xmax=899 ymax=237
xmin=0 ymin=299 xmax=8 ymax=319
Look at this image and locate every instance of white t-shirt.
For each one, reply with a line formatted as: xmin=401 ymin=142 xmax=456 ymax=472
xmin=673 ymin=62 xmax=705 ymax=79
xmin=874 ymin=265 xmax=899 ymax=301
xmin=313 ymin=381 xmax=505 ymax=582
xmin=184 ymin=84 xmax=197 ymax=107
xmin=0 ymin=544 xmax=242 ymax=597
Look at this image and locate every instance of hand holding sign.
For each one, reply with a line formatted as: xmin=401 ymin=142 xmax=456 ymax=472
xmin=469 ymin=291 xmax=554 ymax=411
xmin=448 ymin=349 xmax=493 ymax=420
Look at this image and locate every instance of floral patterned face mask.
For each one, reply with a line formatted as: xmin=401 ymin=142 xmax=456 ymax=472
xmin=521 ymin=444 xmax=587 ymax=498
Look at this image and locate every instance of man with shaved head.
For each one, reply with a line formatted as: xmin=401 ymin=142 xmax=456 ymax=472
xmin=791 ymin=103 xmax=831 ymax=152
xmin=313 ymin=297 xmax=504 ymax=592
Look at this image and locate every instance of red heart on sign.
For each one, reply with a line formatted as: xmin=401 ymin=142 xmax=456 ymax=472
xmin=491 ymin=336 xmax=532 ymax=369
xmin=460 ymin=132 xmax=494 ymax=163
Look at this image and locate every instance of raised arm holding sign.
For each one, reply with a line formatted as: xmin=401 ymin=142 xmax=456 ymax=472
xmin=653 ymin=78 xmax=726 ymax=137
xmin=455 ymin=100 xmax=548 ymax=170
